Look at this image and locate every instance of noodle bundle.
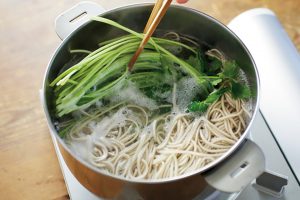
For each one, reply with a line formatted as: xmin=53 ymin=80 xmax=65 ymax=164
xmin=67 ymin=92 xmax=250 ymax=180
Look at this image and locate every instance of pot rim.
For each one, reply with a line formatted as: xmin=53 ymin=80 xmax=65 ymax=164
xmin=42 ymin=3 xmax=261 ymax=184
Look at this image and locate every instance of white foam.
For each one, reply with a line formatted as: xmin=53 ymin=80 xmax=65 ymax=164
xmin=153 ymin=89 xmax=171 ymax=99
xmin=68 ymin=135 xmax=93 ymax=162
xmin=95 ymin=100 xmax=103 ymax=108
xmin=238 ymin=70 xmax=254 ymax=120
xmin=110 ymin=82 xmax=158 ymax=111
xmin=175 ymin=77 xmax=203 ymax=111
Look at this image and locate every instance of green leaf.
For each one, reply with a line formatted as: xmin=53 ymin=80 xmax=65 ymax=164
xmin=198 ymin=51 xmax=207 ymax=73
xmin=186 ymin=55 xmax=201 ymax=70
xmin=160 ymin=55 xmax=175 ymax=70
xmin=188 ymin=87 xmax=229 ymax=112
xmin=210 ymin=78 xmax=222 ymax=86
xmin=206 ymin=87 xmax=229 ymax=103
xmin=142 ymin=84 xmax=171 ymax=102
xmin=206 ymin=58 xmax=222 ymax=75
xmin=221 ymin=60 xmax=239 ymax=79
xmin=188 ymin=101 xmax=209 ymax=113
xmin=186 ymin=50 xmax=205 ymax=73
xmin=231 ymin=81 xmax=251 ymax=99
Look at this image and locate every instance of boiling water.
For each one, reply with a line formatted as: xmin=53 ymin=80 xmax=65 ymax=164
xmin=67 ymin=70 xmax=253 ymax=166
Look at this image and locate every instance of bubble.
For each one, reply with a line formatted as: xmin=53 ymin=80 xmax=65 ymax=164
xmin=110 ymin=81 xmax=158 ymax=111
xmin=238 ymin=69 xmax=253 ymax=123
xmin=95 ymin=100 xmax=103 ymax=108
xmin=122 ymin=108 xmax=129 ymax=115
xmin=175 ymin=77 xmax=203 ymax=112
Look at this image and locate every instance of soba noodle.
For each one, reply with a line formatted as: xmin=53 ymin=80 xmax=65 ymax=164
xmin=66 ymin=88 xmax=250 ymax=180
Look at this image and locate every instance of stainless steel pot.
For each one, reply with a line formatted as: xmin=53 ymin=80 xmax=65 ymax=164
xmin=42 ymin=2 xmax=265 ymax=200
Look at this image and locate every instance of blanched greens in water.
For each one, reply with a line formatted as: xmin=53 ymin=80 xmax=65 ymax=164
xmin=50 ymin=17 xmax=251 ymax=138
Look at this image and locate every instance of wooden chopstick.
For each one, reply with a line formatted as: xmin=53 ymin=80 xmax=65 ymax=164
xmin=143 ymin=0 xmax=164 ymax=33
xmin=128 ymin=0 xmax=172 ymax=71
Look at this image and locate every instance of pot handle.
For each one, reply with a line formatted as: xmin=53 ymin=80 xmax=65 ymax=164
xmin=55 ymin=1 xmax=106 ymax=40
xmin=204 ymin=139 xmax=265 ymax=192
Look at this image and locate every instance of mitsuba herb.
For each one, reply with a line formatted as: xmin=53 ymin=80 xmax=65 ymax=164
xmin=50 ymin=16 xmax=251 ymax=118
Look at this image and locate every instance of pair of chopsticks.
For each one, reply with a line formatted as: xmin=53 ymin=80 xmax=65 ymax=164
xmin=128 ymin=0 xmax=172 ymax=71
